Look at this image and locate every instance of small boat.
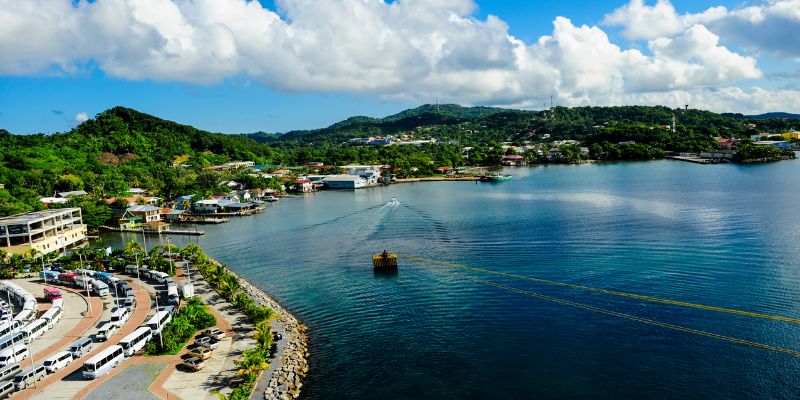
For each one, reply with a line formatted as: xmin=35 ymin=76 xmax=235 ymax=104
xmin=263 ymin=195 xmax=279 ymax=202
xmin=372 ymin=250 xmax=398 ymax=270
xmin=480 ymin=173 xmax=512 ymax=182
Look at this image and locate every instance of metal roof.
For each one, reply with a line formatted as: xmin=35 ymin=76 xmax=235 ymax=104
xmin=0 ymin=208 xmax=81 ymax=225
xmin=126 ymin=205 xmax=162 ymax=213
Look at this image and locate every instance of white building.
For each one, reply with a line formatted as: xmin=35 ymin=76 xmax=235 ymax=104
xmin=323 ymin=175 xmax=370 ymax=189
xmin=0 ymin=208 xmax=87 ymax=255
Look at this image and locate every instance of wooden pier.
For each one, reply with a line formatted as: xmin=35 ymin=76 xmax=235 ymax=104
xmin=100 ymin=226 xmax=205 ymax=236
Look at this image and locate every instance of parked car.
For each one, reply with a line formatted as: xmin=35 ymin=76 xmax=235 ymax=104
xmin=194 ymin=336 xmax=220 ymax=350
xmin=202 ymin=328 xmax=225 ymax=341
xmin=186 ymin=346 xmax=213 ymax=360
xmin=180 ymin=357 xmax=206 ymax=371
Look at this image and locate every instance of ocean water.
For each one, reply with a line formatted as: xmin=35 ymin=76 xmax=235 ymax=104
xmin=105 ymin=159 xmax=800 ymax=399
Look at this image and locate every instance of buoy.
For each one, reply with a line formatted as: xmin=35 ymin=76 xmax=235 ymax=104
xmin=372 ymin=250 xmax=398 ymax=270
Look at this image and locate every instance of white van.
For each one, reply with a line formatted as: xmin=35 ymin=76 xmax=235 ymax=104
xmin=109 ymin=307 xmax=130 ymax=325
xmin=12 ymin=364 xmax=46 ymax=390
xmin=95 ymin=322 xmax=120 ymax=342
xmin=74 ymin=276 xmax=93 ymax=291
xmin=42 ymin=351 xmax=73 ymax=373
xmin=0 ymin=346 xmax=29 ymax=367
xmin=67 ymin=337 xmax=93 ymax=358
xmin=0 ymin=380 xmax=14 ymax=398
xmin=0 ymin=363 xmax=21 ymax=382
xmin=90 ymin=279 xmax=109 ymax=297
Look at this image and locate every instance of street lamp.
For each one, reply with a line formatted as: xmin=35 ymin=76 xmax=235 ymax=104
xmin=80 ymin=254 xmax=92 ymax=317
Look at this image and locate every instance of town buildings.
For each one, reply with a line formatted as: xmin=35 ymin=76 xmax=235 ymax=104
xmin=0 ymin=208 xmax=87 ymax=255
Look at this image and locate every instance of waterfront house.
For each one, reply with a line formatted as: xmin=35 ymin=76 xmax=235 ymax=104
xmin=0 ymin=208 xmax=87 ymax=255
xmin=717 ymin=138 xmax=734 ymax=150
xmin=292 ymin=179 xmax=314 ymax=193
xmin=163 ymin=209 xmax=185 ymax=223
xmin=123 ymin=205 xmax=162 ymax=224
xmin=502 ymin=154 xmax=526 ymax=166
xmin=435 ymin=166 xmax=453 ymax=174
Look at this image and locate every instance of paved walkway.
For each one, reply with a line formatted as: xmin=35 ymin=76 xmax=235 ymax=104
xmin=159 ymin=270 xmax=254 ymax=400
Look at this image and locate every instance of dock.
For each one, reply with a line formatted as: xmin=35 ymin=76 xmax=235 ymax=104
xmin=664 ymin=155 xmax=730 ymax=164
xmin=394 ymin=176 xmax=480 ymax=183
xmin=100 ymin=226 xmax=205 ymax=236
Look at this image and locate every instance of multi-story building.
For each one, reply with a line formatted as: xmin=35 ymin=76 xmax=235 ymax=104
xmin=0 ymin=208 xmax=87 ymax=255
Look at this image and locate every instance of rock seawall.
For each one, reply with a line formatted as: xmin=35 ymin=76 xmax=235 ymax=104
xmin=219 ymin=266 xmax=309 ymax=400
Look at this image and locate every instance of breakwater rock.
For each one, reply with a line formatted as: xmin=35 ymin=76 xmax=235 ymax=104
xmin=230 ymin=271 xmax=310 ymax=400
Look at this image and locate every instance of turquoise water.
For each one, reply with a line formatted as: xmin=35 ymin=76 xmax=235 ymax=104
xmin=105 ymin=159 xmax=800 ymax=399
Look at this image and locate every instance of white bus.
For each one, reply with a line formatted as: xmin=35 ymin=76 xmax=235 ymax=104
xmin=118 ymin=327 xmax=151 ymax=357
xmin=124 ymin=265 xmax=138 ymax=275
xmin=145 ymin=310 xmax=172 ymax=337
xmin=0 ymin=321 xmax=20 ymax=338
xmin=0 ymin=332 xmax=26 ymax=352
xmin=82 ymin=345 xmax=124 ymax=379
xmin=21 ymin=319 xmax=48 ymax=343
xmin=41 ymin=305 xmax=63 ymax=329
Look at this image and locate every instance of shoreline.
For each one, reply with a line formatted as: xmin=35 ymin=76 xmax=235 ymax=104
xmin=206 ymin=258 xmax=310 ymax=400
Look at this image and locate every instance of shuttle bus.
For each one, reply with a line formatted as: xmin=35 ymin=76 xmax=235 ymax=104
xmin=41 ymin=305 xmax=63 ymax=328
xmin=82 ymin=345 xmax=124 ymax=379
xmin=118 ymin=327 xmax=151 ymax=357
xmin=0 ymin=332 xmax=26 ymax=352
xmin=43 ymin=287 xmax=62 ymax=302
xmin=22 ymin=319 xmax=48 ymax=343
xmin=145 ymin=311 xmax=172 ymax=337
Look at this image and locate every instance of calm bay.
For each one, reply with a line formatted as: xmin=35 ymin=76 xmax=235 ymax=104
xmin=103 ymin=158 xmax=800 ymax=399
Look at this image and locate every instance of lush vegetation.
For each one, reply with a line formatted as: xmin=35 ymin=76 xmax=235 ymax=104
xmin=145 ymin=296 xmax=217 ymax=355
xmin=181 ymin=243 xmax=275 ymax=400
xmin=1 ymin=105 xmax=797 ymax=223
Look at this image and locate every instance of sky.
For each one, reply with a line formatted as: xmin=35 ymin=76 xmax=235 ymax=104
xmin=1 ymin=0 xmax=800 ymax=134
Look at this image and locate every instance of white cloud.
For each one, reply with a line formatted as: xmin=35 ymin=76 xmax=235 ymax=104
xmin=604 ymin=0 xmax=800 ymax=60
xmin=0 ymin=0 xmax=795 ymax=113
xmin=74 ymin=112 xmax=89 ymax=124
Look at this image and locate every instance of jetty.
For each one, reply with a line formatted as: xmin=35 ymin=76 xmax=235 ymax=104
xmin=394 ymin=175 xmax=480 ymax=183
xmin=99 ymin=226 xmax=205 ymax=236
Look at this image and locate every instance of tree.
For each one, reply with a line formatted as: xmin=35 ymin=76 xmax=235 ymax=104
xmin=56 ymin=174 xmax=84 ymax=191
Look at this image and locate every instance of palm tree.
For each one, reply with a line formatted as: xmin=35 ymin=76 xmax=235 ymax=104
xmin=235 ymin=349 xmax=268 ymax=376
xmin=249 ymin=306 xmax=275 ymax=326
xmin=218 ymin=274 xmax=240 ymax=301
xmin=253 ymin=321 xmax=273 ymax=351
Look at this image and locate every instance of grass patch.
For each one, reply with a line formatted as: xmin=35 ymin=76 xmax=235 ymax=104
xmin=145 ymin=297 xmax=217 ymax=356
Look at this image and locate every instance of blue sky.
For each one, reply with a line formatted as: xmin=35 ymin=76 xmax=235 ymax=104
xmin=1 ymin=0 xmax=799 ymax=134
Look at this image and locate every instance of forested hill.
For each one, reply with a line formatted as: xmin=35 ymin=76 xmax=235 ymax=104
xmin=246 ymin=104 xmax=797 ymax=145
xmin=0 ymin=107 xmax=276 ymax=215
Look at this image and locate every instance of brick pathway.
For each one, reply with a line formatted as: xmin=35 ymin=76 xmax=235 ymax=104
xmin=17 ymin=278 xmax=152 ymax=400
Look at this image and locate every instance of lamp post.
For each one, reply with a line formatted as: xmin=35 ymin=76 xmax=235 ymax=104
xmin=80 ymin=254 xmax=92 ymax=317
